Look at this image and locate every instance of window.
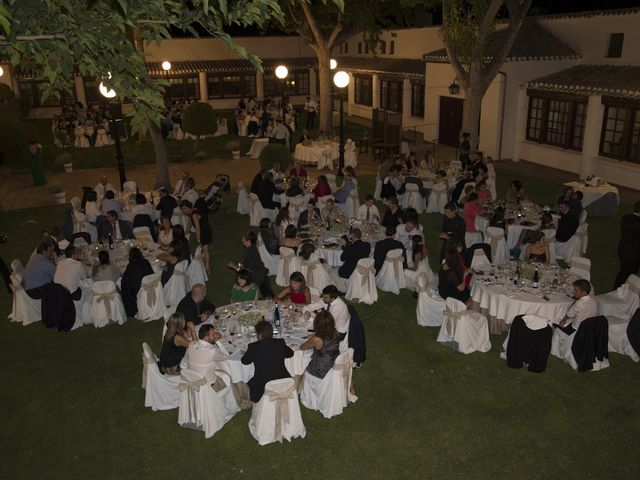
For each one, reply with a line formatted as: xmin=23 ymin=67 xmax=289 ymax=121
xmin=83 ymin=79 xmax=101 ymax=104
xmin=18 ymin=81 xmax=75 ymax=108
xmin=380 ymin=41 xmax=386 ymax=54
xmin=358 ymin=42 xmax=362 ymax=54
xmin=380 ymin=79 xmax=402 ymax=113
xmin=344 ymin=42 xmax=348 ymax=54
xmin=606 ymin=33 xmax=624 ymax=58
xmin=410 ymin=81 xmax=424 ymax=117
xmin=168 ymin=76 xmax=199 ymax=100
xmin=390 ymin=40 xmax=395 ymax=55
xmin=599 ymin=103 xmax=640 ymax=163
xmin=525 ymin=93 xmax=587 ymax=151
xmin=354 ymin=74 xmax=372 ymax=106
xmin=289 ymin=71 xmax=309 ymax=96
xmin=364 ymin=43 xmax=369 ymax=54
xmin=207 ymin=73 xmax=256 ymax=99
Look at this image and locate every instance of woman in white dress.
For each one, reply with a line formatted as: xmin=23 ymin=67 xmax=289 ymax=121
xmin=404 ymin=235 xmax=438 ymax=290
xmin=158 ymin=216 xmax=174 ymax=249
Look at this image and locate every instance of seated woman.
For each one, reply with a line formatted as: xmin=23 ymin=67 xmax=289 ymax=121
xmin=132 ymin=192 xmax=156 ymax=220
xmin=285 ymin=176 xmax=304 ymax=197
xmin=515 ymin=211 xmax=555 ymax=252
xmin=93 ymin=250 xmax=121 ymax=283
xmin=300 ymin=310 xmax=341 ymax=379
xmin=159 ymin=312 xmax=195 ymax=375
xmin=404 ymin=235 xmax=437 ymax=290
xmin=458 ymin=185 xmax=475 ymax=206
xmin=121 ymin=247 xmax=154 ymax=317
xmin=438 ymin=254 xmax=472 ymax=304
xmin=281 ymin=224 xmax=301 ymax=253
xmin=171 ymin=224 xmax=191 ymax=262
xmin=274 ymin=205 xmax=294 ymax=238
xmin=288 ymin=160 xmax=308 ymax=179
xmin=158 ymin=215 xmax=173 ymax=249
xmin=505 ymin=179 xmax=526 ymax=203
xmin=489 ymin=206 xmax=507 ymax=232
xmin=523 ymin=231 xmax=550 ymax=264
xmin=157 ymin=239 xmax=188 ymax=285
xmin=476 ymin=180 xmax=491 ymax=202
xmin=312 ymin=175 xmax=331 ymax=199
xmin=276 ymin=271 xmax=311 ymax=305
xmin=259 ymin=218 xmax=280 ymax=255
xmin=230 ymin=268 xmax=260 ymax=302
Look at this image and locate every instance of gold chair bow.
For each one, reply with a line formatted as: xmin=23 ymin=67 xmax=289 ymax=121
xmin=264 ymin=383 xmax=297 ymax=443
xmin=174 ymin=268 xmax=190 ymax=292
xmin=142 ymin=277 xmax=161 ymax=309
xmin=484 ymin=230 xmax=503 ymax=261
xmin=627 ymin=283 xmax=640 ymax=295
xmin=444 ymin=306 xmax=465 ymax=340
xmin=178 ymin=374 xmax=208 ymax=392
xmin=385 ymin=255 xmax=403 ymax=279
xmin=356 ymin=263 xmax=374 ymax=289
xmin=416 ymin=278 xmax=430 ymax=294
xmin=281 ymin=250 xmax=295 ymax=280
xmin=95 ymin=289 xmax=117 ymax=318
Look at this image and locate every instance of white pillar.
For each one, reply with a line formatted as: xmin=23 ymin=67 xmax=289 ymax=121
xmin=372 ymin=74 xmax=380 ymax=109
xmin=580 ymin=94 xmax=604 ymax=179
xmin=347 ymin=72 xmax=354 ymax=116
xmin=401 ymin=78 xmax=411 ymax=127
xmin=256 ymin=71 xmax=264 ymax=99
xmin=309 ymin=68 xmax=317 ymax=98
xmin=74 ymin=76 xmax=86 ymax=106
xmin=511 ymin=86 xmax=528 ymax=162
xmin=198 ymin=72 xmax=208 ymax=102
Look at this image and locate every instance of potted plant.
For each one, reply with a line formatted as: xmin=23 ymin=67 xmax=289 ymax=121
xmin=225 ymin=140 xmax=242 ymax=160
xmin=47 ymin=182 xmax=66 ymax=204
xmin=55 ymin=152 xmax=73 ymax=173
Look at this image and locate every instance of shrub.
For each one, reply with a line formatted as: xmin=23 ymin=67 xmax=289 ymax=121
xmin=224 ymin=140 xmax=242 ymax=152
xmin=182 ymin=102 xmax=217 ymax=137
xmin=259 ymin=143 xmax=292 ymax=171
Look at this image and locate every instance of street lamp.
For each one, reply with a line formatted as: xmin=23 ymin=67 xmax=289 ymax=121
xmin=99 ymin=75 xmax=127 ymax=189
xmin=162 ymin=61 xmax=172 ymax=106
xmin=330 ymin=58 xmax=337 ymax=70
xmin=275 ymin=65 xmax=289 ymax=110
xmin=333 ymin=70 xmax=350 ymax=177
xmin=0 ymin=66 xmax=4 ymax=77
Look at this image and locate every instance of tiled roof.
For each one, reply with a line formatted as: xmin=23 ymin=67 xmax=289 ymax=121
xmin=146 ymin=57 xmax=317 ymax=76
xmin=335 ymin=56 xmax=425 ymax=78
xmin=423 ymin=20 xmax=579 ymax=63
xmin=527 ymin=64 xmax=640 ymax=99
xmin=532 ymin=6 xmax=640 ymax=21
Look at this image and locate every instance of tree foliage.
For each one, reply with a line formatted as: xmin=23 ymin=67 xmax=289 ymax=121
xmin=182 ymin=101 xmax=217 ymax=137
xmin=259 ymin=143 xmax=292 ymax=171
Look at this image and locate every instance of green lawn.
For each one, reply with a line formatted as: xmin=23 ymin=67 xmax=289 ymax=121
xmin=0 ymin=167 xmax=638 ymax=479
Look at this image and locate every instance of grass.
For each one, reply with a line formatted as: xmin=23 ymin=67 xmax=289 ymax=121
xmin=0 ymin=166 xmax=638 ymax=480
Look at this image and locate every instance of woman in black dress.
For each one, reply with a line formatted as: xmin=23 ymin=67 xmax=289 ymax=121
xmin=159 ymin=312 xmax=195 ymax=374
xmin=121 ymin=247 xmax=154 ymax=317
xmin=157 ymin=239 xmax=188 ymax=286
xmin=438 ymin=254 xmax=472 ymax=304
xmin=181 ymin=199 xmax=212 ymax=272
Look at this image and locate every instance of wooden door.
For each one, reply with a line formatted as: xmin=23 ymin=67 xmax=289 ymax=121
xmin=438 ymin=96 xmax=464 ymax=147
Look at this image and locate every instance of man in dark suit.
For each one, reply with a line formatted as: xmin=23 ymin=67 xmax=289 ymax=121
xmin=338 ymin=228 xmax=371 ymax=279
xmin=297 ymin=200 xmax=321 ymax=229
xmin=439 ymin=202 xmax=466 ymax=260
xmin=155 ymin=187 xmax=178 ymax=219
xmin=555 ymin=200 xmax=579 ymax=243
xmin=229 ymin=231 xmax=273 ymax=298
xmin=241 ymin=320 xmax=293 ymax=403
xmin=175 ymin=284 xmax=216 ymax=326
xmin=99 ymin=210 xmax=134 ymax=241
xmin=615 ymin=200 xmax=640 ymax=288
xmin=373 ymin=226 xmax=406 ymax=274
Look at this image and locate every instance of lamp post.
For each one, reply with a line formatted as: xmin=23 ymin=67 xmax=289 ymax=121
xmin=275 ymin=65 xmax=288 ymax=112
xmin=99 ymin=77 xmax=127 ymax=189
xmin=330 ymin=58 xmax=337 ymax=70
xmin=0 ymin=66 xmax=4 ymax=77
xmin=333 ymin=70 xmax=350 ymax=177
xmin=162 ymin=60 xmax=172 ymax=106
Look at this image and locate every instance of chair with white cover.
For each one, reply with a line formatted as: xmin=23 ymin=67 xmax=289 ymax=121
xmin=276 ymin=247 xmax=301 ymax=287
xmin=257 ymin=233 xmax=279 ymax=276
xmin=249 ymin=193 xmax=275 ymax=227
xmin=346 ymin=258 xmax=378 ymax=305
xmin=596 ymin=274 xmax=640 ymax=321
xmin=340 ymin=188 xmax=360 ymax=220
xmin=416 ymin=273 xmax=446 ymax=327
xmin=133 ymin=226 xmax=153 ymax=242
xmin=345 ymin=139 xmax=358 ymax=167
xmin=470 ymin=248 xmax=491 ymax=270
xmin=607 ymin=309 xmax=639 ymax=362
xmin=248 ymin=378 xmax=306 ymax=446
xmin=437 ymin=298 xmax=491 ymax=354
xmin=578 ymin=209 xmax=588 ymax=225
xmin=316 ymin=194 xmax=335 ymax=211
xmin=91 ymin=280 xmax=127 ymax=328
xmin=373 ymin=175 xmax=383 ymax=201
xmin=301 ymin=253 xmax=332 ymax=292
xmin=450 ymin=160 xmax=462 ymax=170
xmin=484 ymin=227 xmax=508 ymax=264
xmin=136 ymin=272 xmax=166 ymax=321
xmin=542 ymin=229 xmax=557 ymax=265
xmin=575 ymin=223 xmax=589 ymax=255
xmin=569 ymin=256 xmax=591 ymax=281
xmin=215 ymin=117 xmax=228 ymax=136
xmin=376 ymin=249 xmax=406 ymax=294
xmin=123 ymin=181 xmax=137 ymax=193
xmin=465 ymin=231 xmax=483 ymax=248
xmin=8 ymin=259 xmax=42 ymax=326
xmin=171 ymin=206 xmax=191 ymax=233
xmin=486 ymin=177 xmax=497 ymax=201
xmin=426 ymin=182 xmax=448 ymax=214
xmin=287 ymin=195 xmax=306 ymax=223
xmin=177 ymin=368 xmax=239 ymax=438
xmin=163 ymin=260 xmax=190 ymax=310
xmin=402 ymin=183 xmax=425 ymax=214
xmin=325 ymin=173 xmax=338 ymax=192
xmin=556 ymin=224 xmax=587 ymax=261
xmin=299 ymin=348 xmax=358 ymax=419
xmin=141 ymin=342 xmax=181 ymax=411
xmin=236 ymin=181 xmax=251 ymax=215
xmin=318 ymin=149 xmax=333 ymax=170
xmin=404 ymin=257 xmax=438 ymax=291
xmin=188 ymin=246 xmax=208 ymax=286
xmin=551 ymin=316 xmax=610 ymax=371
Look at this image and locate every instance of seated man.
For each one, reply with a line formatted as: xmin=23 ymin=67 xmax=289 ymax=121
xmin=356 ymin=195 xmax=381 ymax=223
xmin=269 ymin=161 xmax=285 ymax=186
xmin=155 ymin=187 xmax=178 ymax=220
xmin=241 ymin=320 xmax=294 ymax=403
xmin=187 ymin=324 xmax=228 ymax=383
xmin=94 ymin=175 xmax=115 ymax=202
xmin=373 ymin=226 xmax=406 ymax=274
xmin=321 ymin=198 xmax=345 ymax=224
xmin=176 ymin=283 xmax=216 ymax=326
xmin=285 ymin=177 xmax=304 ymax=198
xmin=303 ymin=285 xmax=350 ymax=338
xmin=101 ymin=190 xmax=122 ymax=216
xmin=381 ymin=196 xmax=403 ymax=230
xmin=54 ymin=245 xmax=87 ymax=300
xmin=556 ymin=200 xmax=579 ymax=243
xmin=22 ymin=241 xmax=57 ymax=299
xmin=333 ymin=172 xmax=355 ymax=204
xmin=99 ymin=210 xmax=134 ymax=241
xmin=556 ymin=279 xmax=598 ymax=335
xmin=182 ymin=178 xmax=199 ymax=206
xmin=395 ymin=217 xmax=422 ymax=251
xmin=337 ymin=228 xmax=370 ymax=283
xmin=297 ymin=199 xmax=322 ymax=229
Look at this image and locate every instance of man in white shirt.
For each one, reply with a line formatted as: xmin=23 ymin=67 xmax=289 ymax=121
xmin=101 ymin=190 xmax=123 ymax=216
xmin=54 ymin=245 xmax=87 ymax=300
xmin=394 ymin=218 xmax=422 ymax=250
xmin=182 ymin=178 xmax=199 ymax=205
xmin=95 ymin=176 xmax=115 ymax=202
xmin=303 ymin=285 xmax=350 ymax=337
xmin=557 ymin=279 xmax=598 ymax=334
xmin=272 ymin=118 xmax=290 ymax=147
xmin=356 ymin=195 xmax=381 ymax=223
xmin=269 ymin=161 xmax=285 ymax=186
xmin=304 ymin=96 xmax=318 ymax=129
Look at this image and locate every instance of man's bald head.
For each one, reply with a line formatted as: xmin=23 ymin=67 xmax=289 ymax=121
xmin=191 ymin=284 xmax=207 ymax=302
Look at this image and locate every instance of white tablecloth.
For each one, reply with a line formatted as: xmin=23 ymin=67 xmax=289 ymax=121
xmin=471 ymin=280 xmax=573 ymax=324
xmin=475 ymin=217 xmax=540 ymax=251
xmin=564 ymin=181 xmax=619 ymax=208
xmin=246 ymin=138 xmax=270 ymax=159
xmin=294 ymin=142 xmax=339 ymax=166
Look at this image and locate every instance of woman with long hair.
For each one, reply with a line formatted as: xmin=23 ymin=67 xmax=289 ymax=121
xmin=438 ymin=254 xmax=472 ymax=304
xmin=159 ymin=312 xmax=195 ymax=375
xmin=121 ymin=247 xmax=154 ymax=317
xmin=171 ymin=224 xmax=191 ymax=262
xmin=300 ymin=310 xmax=341 ymax=379
xmin=158 ymin=215 xmax=173 ymax=249
xmin=524 ymin=231 xmax=550 ymax=264
xmin=276 ymin=271 xmax=311 ymax=305
xmin=281 ymin=224 xmax=301 ymax=253
xmin=404 ymin=235 xmax=437 ymax=290
xmin=312 ymin=175 xmax=331 ymax=199
xmin=230 ymin=268 xmax=260 ymax=302
xmin=157 ymin=239 xmax=187 ymax=285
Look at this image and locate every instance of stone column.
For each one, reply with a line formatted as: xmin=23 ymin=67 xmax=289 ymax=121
xmin=401 ymin=78 xmax=411 ymax=127
xmin=347 ymin=72 xmax=355 ymax=116
xmin=74 ymin=76 xmax=86 ymax=106
xmin=511 ymin=86 xmax=528 ymax=162
xmin=198 ymin=71 xmax=208 ymax=102
xmin=256 ymin=71 xmax=264 ymax=99
xmin=372 ymin=74 xmax=380 ymax=109
xmin=580 ymin=94 xmax=604 ymax=179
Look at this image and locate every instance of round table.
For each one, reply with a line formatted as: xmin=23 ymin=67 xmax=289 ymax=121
xmin=294 ymin=141 xmax=339 ymax=166
xmin=246 ymin=138 xmax=270 ymax=159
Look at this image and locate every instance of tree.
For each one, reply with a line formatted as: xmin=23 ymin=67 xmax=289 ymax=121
xmin=441 ymin=0 xmax=532 ymax=151
xmin=0 ymin=0 xmax=283 ymax=187
xmin=182 ymin=101 xmax=217 ymax=151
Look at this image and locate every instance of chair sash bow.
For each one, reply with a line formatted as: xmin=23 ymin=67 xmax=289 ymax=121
xmin=356 ymin=263 xmax=374 ymax=289
xmin=484 ymin=230 xmax=503 ymax=258
xmin=570 ymin=259 xmax=590 ymax=271
xmin=178 ymin=374 xmax=208 ymax=392
xmin=95 ymin=289 xmax=117 ymax=318
xmin=627 ymin=283 xmax=640 ymax=295
xmin=174 ymin=268 xmax=190 ymax=291
xmin=264 ymin=384 xmax=296 ymax=443
xmin=142 ymin=277 xmax=160 ymax=308
xmin=444 ymin=306 xmax=465 ymax=340
xmin=385 ymin=256 xmax=403 ymax=279
xmin=281 ymin=251 xmax=295 ymax=280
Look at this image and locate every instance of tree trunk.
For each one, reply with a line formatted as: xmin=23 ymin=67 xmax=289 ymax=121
xmin=317 ymin=51 xmax=333 ymax=132
xmin=461 ymin=82 xmax=484 ymax=152
xmin=149 ymin=123 xmax=170 ymax=189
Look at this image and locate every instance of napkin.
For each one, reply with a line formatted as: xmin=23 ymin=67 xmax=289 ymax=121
xmin=616 ymin=284 xmax=629 ymax=298
xmin=522 ymin=314 xmax=551 ymax=331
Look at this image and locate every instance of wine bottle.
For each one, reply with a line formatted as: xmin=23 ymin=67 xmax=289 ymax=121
xmin=532 ymin=268 xmax=539 ymax=288
xmin=551 ymin=273 xmax=558 ymax=290
xmin=107 ymin=232 xmax=114 ymax=250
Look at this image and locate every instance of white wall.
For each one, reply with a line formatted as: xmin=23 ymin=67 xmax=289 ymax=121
xmin=518 ymin=141 xmax=582 ymax=173
xmin=591 ymin=156 xmax=640 ymax=190
xmin=341 ymin=27 xmax=443 ymax=60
